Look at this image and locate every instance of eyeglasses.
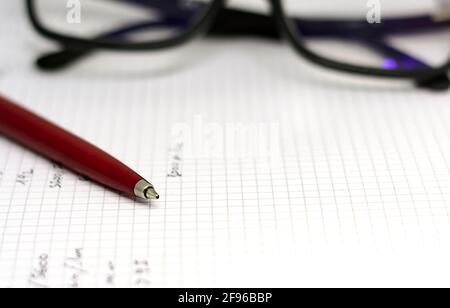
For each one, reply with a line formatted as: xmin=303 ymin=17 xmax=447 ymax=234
xmin=26 ymin=0 xmax=450 ymax=90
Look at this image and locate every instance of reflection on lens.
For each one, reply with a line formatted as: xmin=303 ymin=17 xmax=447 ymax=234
xmin=283 ymin=0 xmax=450 ymax=71
xmin=35 ymin=0 xmax=213 ymax=44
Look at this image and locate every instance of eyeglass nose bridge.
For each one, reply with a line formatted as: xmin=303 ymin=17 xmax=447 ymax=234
xmin=207 ymin=4 xmax=281 ymax=40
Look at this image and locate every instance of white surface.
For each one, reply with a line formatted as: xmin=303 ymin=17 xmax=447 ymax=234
xmin=1 ymin=1 xmax=450 ymax=288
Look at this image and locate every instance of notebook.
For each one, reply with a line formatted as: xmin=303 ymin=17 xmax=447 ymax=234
xmin=1 ymin=1 xmax=450 ymax=288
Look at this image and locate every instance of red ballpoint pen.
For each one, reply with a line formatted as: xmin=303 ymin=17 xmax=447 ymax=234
xmin=0 ymin=94 xmax=159 ymax=200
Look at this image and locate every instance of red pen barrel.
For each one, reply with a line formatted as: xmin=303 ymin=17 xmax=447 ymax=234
xmin=0 ymin=95 xmax=143 ymax=197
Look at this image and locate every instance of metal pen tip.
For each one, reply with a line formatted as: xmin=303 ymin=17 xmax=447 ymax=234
xmin=134 ymin=179 xmax=160 ymax=200
xmin=145 ymin=187 xmax=160 ymax=200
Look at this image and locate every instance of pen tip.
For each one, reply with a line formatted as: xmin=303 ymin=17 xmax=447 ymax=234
xmin=134 ymin=180 xmax=160 ymax=200
xmin=145 ymin=187 xmax=160 ymax=200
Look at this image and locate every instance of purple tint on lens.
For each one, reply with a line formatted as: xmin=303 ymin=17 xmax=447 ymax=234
xmin=381 ymin=58 xmax=399 ymax=70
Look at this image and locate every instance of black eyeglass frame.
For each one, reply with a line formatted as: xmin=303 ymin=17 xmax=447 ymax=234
xmin=26 ymin=0 xmax=450 ymax=88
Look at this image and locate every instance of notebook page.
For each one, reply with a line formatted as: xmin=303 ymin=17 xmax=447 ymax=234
xmin=2 ymin=1 xmax=450 ymax=288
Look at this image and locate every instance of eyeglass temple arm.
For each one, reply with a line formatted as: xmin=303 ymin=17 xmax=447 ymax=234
xmin=363 ymin=39 xmax=449 ymax=89
xmin=37 ymin=7 xmax=448 ymax=71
